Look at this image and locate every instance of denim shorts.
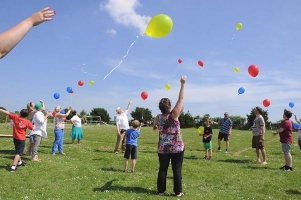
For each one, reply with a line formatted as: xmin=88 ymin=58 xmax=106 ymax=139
xmin=282 ymin=143 xmax=291 ymax=153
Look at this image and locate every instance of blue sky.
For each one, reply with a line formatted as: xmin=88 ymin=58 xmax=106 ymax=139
xmin=1 ymin=0 xmax=301 ymax=122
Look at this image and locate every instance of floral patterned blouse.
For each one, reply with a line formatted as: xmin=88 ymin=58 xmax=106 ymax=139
xmin=54 ymin=116 xmax=64 ymax=130
xmin=156 ymin=113 xmax=184 ymax=154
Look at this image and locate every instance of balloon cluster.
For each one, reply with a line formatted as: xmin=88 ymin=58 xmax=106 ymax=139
xmin=53 ymin=79 xmax=94 ymax=100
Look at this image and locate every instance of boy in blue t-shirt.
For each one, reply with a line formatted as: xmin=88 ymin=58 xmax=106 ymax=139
xmin=124 ymin=120 xmax=141 ymax=173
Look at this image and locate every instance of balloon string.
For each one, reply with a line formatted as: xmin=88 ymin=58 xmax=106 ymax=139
xmin=103 ymin=36 xmax=139 ymax=80
xmin=172 ymin=63 xmax=180 ymax=77
xmin=81 ymin=67 xmax=98 ymax=76
xmin=231 ymin=31 xmax=237 ymax=44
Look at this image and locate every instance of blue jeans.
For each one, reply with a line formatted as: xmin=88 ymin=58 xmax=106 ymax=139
xmin=52 ymin=129 xmax=64 ymax=154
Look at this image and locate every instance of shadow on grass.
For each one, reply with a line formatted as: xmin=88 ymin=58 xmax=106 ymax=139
xmin=217 ymin=159 xmax=250 ymax=164
xmin=100 ymin=167 xmax=124 ymax=172
xmin=244 ymin=165 xmax=275 ymax=170
xmin=94 ymin=149 xmax=112 ymax=153
xmin=184 ymin=155 xmax=199 ymax=160
xmin=285 ymin=189 xmax=301 ymax=195
xmin=93 ymin=179 xmax=157 ymax=195
xmin=0 ymin=150 xmax=15 ymax=155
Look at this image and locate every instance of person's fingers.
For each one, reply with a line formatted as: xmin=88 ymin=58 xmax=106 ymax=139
xmin=40 ymin=6 xmax=51 ymax=12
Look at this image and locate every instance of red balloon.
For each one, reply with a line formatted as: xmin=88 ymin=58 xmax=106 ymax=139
xmin=198 ymin=60 xmax=204 ymax=67
xmin=248 ymin=64 xmax=259 ymax=77
xmin=141 ymin=91 xmax=148 ymax=100
xmin=78 ymin=80 xmax=84 ymax=86
xmin=52 ymin=111 xmax=56 ymax=117
xmin=263 ymin=99 xmax=270 ymax=107
xmin=63 ymin=117 xmax=67 ymax=122
xmin=178 ymin=59 xmax=182 ymax=64
xmin=71 ymin=89 xmax=74 ymax=94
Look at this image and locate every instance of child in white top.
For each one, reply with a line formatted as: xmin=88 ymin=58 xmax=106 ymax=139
xmin=70 ymin=110 xmax=84 ymax=144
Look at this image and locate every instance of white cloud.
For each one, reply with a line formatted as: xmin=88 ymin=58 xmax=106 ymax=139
xmin=106 ymin=29 xmax=117 ymax=35
xmin=102 ymin=0 xmax=151 ymax=35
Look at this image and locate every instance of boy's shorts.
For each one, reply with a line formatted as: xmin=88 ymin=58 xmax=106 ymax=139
xmin=282 ymin=143 xmax=291 ymax=153
xmin=203 ymin=141 xmax=212 ymax=150
xmin=124 ymin=144 xmax=137 ymax=159
xmin=252 ymin=135 xmax=264 ymax=149
xmin=13 ymin=138 xmax=25 ymax=156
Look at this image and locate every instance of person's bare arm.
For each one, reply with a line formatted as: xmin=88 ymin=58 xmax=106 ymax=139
xmin=293 ymin=113 xmax=301 ymax=124
xmin=171 ymin=76 xmax=186 ymax=120
xmin=153 ymin=116 xmax=158 ymax=131
xmin=0 ymin=7 xmax=55 ymax=59
xmin=126 ymin=100 xmax=132 ymax=111
xmin=0 ymin=109 xmax=9 ymax=115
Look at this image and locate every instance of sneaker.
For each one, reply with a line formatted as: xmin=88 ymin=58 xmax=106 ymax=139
xmin=114 ymin=151 xmax=119 ymax=154
xmin=17 ymin=161 xmax=26 ymax=166
xmin=225 ymin=151 xmax=228 ymax=154
xmin=131 ymin=170 xmax=135 ymax=173
xmin=284 ymin=166 xmax=293 ymax=171
xmin=203 ymin=156 xmax=208 ymax=160
xmin=9 ymin=167 xmax=17 ymax=172
xmin=218 ymin=147 xmax=221 ymax=152
xmin=208 ymin=157 xmax=212 ymax=160
xmin=279 ymin=165 xmax=287 ymax=170
xmin=123 ymin=169 xmax=128 ymax=173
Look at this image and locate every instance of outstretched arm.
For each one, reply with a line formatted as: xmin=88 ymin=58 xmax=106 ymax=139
xmin=171 ymin=76 xmax=186 ymax=120
xmin=126 ymin=100 xmax=132 ymax=111
xmin=293 ymin=113 xmax=301 ymax=124
xmin=0 ymin=109 xmax=9 ymax=115
xmin=0 ymin=6 xmax=55 ymax=59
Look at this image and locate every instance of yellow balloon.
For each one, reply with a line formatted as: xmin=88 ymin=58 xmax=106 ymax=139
xmin=145 ymin=14 xmax=173 ymax=38
xmin=236 ymin=23 xmax=243 ymax=30
xmin=198 ymin=126 xmax=204 ymax=135
xmin=234 ymin=67 xmax=239 ymax=73
xmin=89 ymin=80 xmax=94 ymax=85
xmin=165 ymin=83 xmax=171 ymax=90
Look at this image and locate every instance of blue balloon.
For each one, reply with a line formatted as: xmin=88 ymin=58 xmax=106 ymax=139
xmin=289 ymin=102 xmax=294 ymax=108
xmin=60 ymin=110 xmax=66 ymax=114
xmin=66 ymin=87 xmax=72 ymax=93
xmin=238 ymin=87 xmax=245 ymax=95
xmin=53 ymin=93 xmax=60 ymax=99
xmin=293 ymin=123 xmax=300 ymax=129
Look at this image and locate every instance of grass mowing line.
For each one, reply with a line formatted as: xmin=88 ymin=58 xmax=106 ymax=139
xmin=233 ymin=136 xmax=279 ymax=156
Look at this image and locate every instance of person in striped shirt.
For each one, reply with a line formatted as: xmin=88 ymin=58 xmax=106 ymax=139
xmin=212 ymin=112 xmax=232 ymax=153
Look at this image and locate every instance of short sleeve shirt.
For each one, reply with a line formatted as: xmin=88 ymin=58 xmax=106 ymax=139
xmin=157 ymin=113 xmax=184 ymax=154
xmin=9 ymin=113 xmax=34 ymax=140
xmin=219 ymin=118 xmax=233 ymax=134
xmin=203 ymin=126 xmax=213 ymax=143
xmin=125 ymin=129 xmax=140 ymax=146
xmin=116 ymin=110 xmax=129 ymax=130
xmin=252 ymin=115 xmax=265 ymax=136
xmin=280 ymin=119 xmax=293 ymax=144
xmin=71 ymin=115 xmax=82 ymax=127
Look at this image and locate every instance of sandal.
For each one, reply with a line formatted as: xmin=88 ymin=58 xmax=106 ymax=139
xmin=175 ymin=192 xmax=184 ymax=197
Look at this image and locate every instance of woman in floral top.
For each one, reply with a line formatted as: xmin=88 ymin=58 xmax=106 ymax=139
xmin=52 ymin=106 xmax=72 ymax=155
xmin=153 ymin=75 xmax=186 ymax=197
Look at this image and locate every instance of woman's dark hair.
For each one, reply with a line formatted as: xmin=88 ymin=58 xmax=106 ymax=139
xmin=159 ymin=98 xmax=171 ymax=114
xmin=72 ymin=110 xmax=77 ymax=115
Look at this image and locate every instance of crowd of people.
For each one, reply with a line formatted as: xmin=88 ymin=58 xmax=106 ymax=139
xmin=0 ymin=6 xmax=298 ymax=198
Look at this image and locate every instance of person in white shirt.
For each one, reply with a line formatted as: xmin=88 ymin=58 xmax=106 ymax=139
xmin=114 ymin=100 xmax=132 ymax=154
xmin=30 ymin=102 xmax=51 ymax=161
xmin=70 ymin=110 xmax=84 ymax=144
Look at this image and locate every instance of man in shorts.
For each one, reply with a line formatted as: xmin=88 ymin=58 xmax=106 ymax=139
xmin=272 ymin=109 xmax=293 ymax=171
xmin=213 ymin=112 xmax=232 ymax=153
xmin=251 ymin=107 xmax=267 ymax=165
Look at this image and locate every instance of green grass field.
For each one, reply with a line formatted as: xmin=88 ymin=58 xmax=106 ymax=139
xmin=0 ymin=124 xmax=301 ymax=200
